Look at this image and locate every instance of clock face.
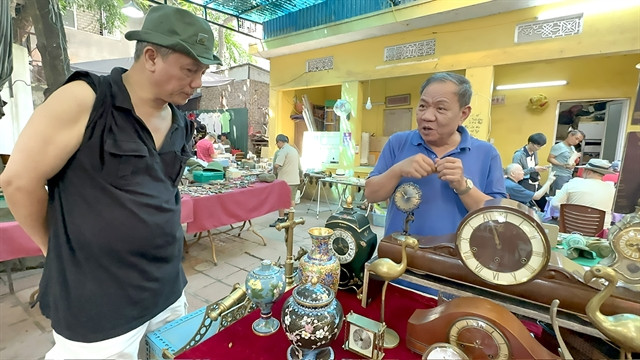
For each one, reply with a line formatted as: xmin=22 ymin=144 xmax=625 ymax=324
xmin=393 ymin=182 xmax=422 ymax=213
xmin=609 ymin=226 xmax=640 ymax=284
xmin=331 ymin=228 xmax=357 ymax=264
xmin=423 ymin=343 xmax=469 ymax=360
xmin=615 ymin=228 xmax=639 ymax=261
xmin=448 ymin=317 xmax=510 ymax=360
xmin=456 ymin=206 xmax=550 ymax=285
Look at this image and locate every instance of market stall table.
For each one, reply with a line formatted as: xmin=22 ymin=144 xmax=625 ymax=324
xmin=182 ymin=180 xmax=291 ymax=264
xmin=0 ymin=221 xmax=43 ymax=293
xmin=175 ymin=282 xmax=437 ymax=359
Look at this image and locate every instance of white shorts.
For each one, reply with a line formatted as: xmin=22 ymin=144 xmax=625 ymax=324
xmin=45 ymin=292 xmax=187 ymax=360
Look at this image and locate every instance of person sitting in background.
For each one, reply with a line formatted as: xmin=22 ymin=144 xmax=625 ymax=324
xmin=548 ymin=129 xmax=584 ymax=195
xmin=504 ymin=163 xmax=555 ymax=209
xmin=219 ymin=133 xmax=231 ymax=147
xmin=512 ymin=132 xmax=549 ymax=209
xmin=196 ymin=132 xmax=216 ymax=163
xmin=551 ymin=158 xmax=616 ymax=228
xmin=212 ymin=136 xmax=225 ymax=155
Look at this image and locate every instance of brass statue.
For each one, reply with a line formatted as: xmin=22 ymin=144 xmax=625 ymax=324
xmin=549 ymin=299 xmax=573 ymax=360
xmin=584 ymin=266 xmax=640 ymax=359
xmin=275 ymin=207 xmax=305 ymax=288
xmin=363 ymin=234 xmax=419 ymax=349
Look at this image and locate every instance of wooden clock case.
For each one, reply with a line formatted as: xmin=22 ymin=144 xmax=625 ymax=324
xmin=377 ymin=234 xmax=640 ymax=317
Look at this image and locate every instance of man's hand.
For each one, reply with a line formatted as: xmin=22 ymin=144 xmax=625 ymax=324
xmin=535 ymin=165 xmax=548 ymax=172
xmin=435 ymin=157 xmax=466 ymax=191
xmin=394 ymin=154 xmax=436 ymax=178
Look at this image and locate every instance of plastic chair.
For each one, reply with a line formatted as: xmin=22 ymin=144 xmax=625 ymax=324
xmin=558 ymin=204 xmax=606 ymax=236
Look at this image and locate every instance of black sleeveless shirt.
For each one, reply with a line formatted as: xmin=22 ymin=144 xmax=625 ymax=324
xmin=39 ymin=68 xmax=192 ymax=342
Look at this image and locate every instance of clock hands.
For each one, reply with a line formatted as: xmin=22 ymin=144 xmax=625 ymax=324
xmin=453 ymin=340 xmax=483 ymax=349
xmin=490 ymin=223 xmax=502 ymax=249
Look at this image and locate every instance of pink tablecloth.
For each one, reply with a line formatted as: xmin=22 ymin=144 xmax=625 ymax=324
xmin=184 ymin=180 xmax=291 ymax=234
xmin=0 ymin=221 xmax=43 ymax=262
xmin=180 ymin=195 xmax=194 ymax=224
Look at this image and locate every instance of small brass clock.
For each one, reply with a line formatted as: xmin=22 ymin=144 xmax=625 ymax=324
xmin=393 ymin=182 xmax=422 ymax=213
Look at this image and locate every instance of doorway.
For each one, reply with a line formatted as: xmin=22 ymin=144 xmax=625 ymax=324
xmin=553 ymin=99 xmax=629 ymax=164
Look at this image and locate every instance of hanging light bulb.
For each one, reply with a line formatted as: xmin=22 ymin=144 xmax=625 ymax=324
xmin=365 ymin=79 xmax=373 ymax=110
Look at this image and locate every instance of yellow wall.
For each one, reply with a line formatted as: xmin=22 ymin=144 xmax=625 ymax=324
xmin=492 ymin=54 xmax=640 ymax=167
xmin=266 ymin=1 xmax=640 ymax=167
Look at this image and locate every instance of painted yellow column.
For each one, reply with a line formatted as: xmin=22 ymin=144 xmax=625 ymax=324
xmin=339 ymin=81 xmax=364 ymax=173
xmin=464 ymin=66 xmax=494 ymax=141
xmin=268 ymin=88 xmax=295 ymax=158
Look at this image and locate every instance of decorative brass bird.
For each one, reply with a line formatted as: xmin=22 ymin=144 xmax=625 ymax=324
xmin=584 ymin=265 xmax=640 ymax=359
xmin=363 ymin=234 xmax=419 ymax=349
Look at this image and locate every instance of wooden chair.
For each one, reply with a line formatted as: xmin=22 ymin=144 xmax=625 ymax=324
xmin=558 ymin=204 xmax=606 ymax=236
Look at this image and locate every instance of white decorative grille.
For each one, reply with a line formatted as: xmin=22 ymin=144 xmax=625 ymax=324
xmin=515 ymin=14 xmax=583 ymax=43
xmin=384 ymin=39 xmax=436 ymax=62
xmin=306 ymin=56 xmax=334 ymax=72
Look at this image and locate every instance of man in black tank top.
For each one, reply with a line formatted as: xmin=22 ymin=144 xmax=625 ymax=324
xmin=0 ymin=5 xmax=221 ymax=358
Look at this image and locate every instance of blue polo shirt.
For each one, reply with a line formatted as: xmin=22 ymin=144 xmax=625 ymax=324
xmin=370 ymin=127 xmax=506 ymax=237
xmin=505 ymin=177 xmax=534 ymax=205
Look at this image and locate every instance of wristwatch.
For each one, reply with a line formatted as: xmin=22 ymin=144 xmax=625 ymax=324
xmin=454 ymin=177 xmax=473 ymax=196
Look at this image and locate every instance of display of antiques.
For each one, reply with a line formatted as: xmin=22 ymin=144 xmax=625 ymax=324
xmin=343 ymin=311 xmax=386 ymax=360
xmin=601 ymin=199 xmax=640 ymax=284
xmin=281 ymin=278 xmax=344 ymax=360
xmin=406 ymin=296 xmax=559 ymax=359
xmin=245 ymin=259 xmax=286 ymax=336
xmin=275 ymin=209 xmax=306 ymax=288
xmin=583 ymin=266 xmax=640 ymax=359
xmin=325 ymin=196 xmax=377 ymax=292
xmin=376 ymin=197 xmax=640 ymax=317
xmin=160 ymin=283 xmax=256 ymax=358
xmin=456 ymin=198 xmax=551 ymax=285
xmin=299 ymin=227 xmax=341 ymax=292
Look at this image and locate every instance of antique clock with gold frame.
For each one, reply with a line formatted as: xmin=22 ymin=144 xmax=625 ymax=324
xmin=602 ymin=199 xmax=640 ymax=284
xmin=343 ymin=311 xmax=386 ymax=360
xmin=456 ymin=198 xmax=551 ymax=285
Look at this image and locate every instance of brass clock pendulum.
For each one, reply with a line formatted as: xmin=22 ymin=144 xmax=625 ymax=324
xmin=275 ymin=207 xmax=306 ymax=289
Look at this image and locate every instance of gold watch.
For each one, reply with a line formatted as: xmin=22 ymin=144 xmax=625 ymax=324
xmin=454 ymin=178 xmax=473 ymax=196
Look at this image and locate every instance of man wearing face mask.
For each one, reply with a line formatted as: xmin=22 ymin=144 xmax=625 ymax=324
xmin=365 ymin=72 xmax=506 ymax=237
xmin=0 ymin=5 xmax=220 ymax=358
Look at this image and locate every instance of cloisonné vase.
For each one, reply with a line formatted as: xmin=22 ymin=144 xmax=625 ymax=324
xmin=281 ymin=279 xmax=344 ymax=360
xmin=245 ymin=259 xmax=286 ymax=336
xmin=299 ymin=227 xmax=340 ymax=292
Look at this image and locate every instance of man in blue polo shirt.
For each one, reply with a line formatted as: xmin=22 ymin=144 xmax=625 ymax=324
xmin=365 ymin=72 xmax=506 ymax=237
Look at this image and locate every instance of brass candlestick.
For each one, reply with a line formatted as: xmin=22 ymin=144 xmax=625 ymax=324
xmin=276 ymin=208 xmax=305 ymax=288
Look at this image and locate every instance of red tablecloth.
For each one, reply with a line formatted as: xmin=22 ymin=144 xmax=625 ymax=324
xmin=184 ymin=180 xmax=291 ymax=234
xmin=0 ymin=221 xmax=43 ymax=262
xmin=177 ymin=283 xmax=437 ymax=359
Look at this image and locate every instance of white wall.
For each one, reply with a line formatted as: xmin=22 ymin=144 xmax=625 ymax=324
xmin=0 ymin=45 xmax=34 ymax=155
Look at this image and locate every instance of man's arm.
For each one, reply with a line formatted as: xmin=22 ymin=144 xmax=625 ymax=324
xmin=0 ymin=81 xmax=95 ymax=255
xmin=532 ymin=172 xmax=555 ymax=200
xmin=548 ymin=153 xmax=574 ymax=170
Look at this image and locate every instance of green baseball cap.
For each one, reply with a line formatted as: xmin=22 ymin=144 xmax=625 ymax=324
xmin=125 ymin=5 xmax=222 ymax=65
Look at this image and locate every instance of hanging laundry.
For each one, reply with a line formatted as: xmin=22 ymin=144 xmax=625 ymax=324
xmin=221 ymin=111 xmax=231 ymax=133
